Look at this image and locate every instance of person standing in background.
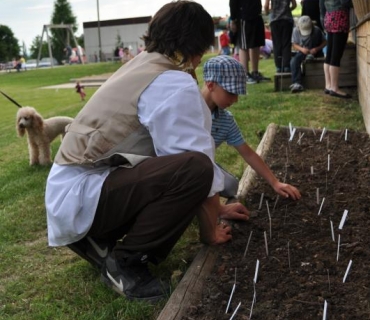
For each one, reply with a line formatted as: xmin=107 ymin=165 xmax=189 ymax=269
xmin=320 ymin=0 xmax=352 ymax=98
xmin=264 ymin=0 xmax=297 ymax=73
xmin=302 ymin=0 xmax=323 ymax=30
xmin=219 ymin=29 xmax=231 ymax=55
xmin=229 ymin=0 xmax=270 ymax=84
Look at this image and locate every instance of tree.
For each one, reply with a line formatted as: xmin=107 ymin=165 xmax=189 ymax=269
xmin=50 ymin=0 xmax=78 ymax=63
xmin=0 ymin=25 xmax=20 ymax=61
xmin=29 ymin=36 xmax=49 ymax=59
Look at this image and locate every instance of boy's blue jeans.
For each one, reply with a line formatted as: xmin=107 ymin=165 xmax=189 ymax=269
xmin=290 ymin=52 xmax=307 ymax=85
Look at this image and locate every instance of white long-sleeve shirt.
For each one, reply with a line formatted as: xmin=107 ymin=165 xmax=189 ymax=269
xmin=45 ymin=70 xmax=224 ymax=246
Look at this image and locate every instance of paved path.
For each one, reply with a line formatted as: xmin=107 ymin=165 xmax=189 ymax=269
xmin=42 ymin=73 xmax=113 ymax=89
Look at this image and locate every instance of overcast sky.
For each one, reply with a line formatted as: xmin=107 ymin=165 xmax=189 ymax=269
xmin=0 ymin=0 xmax=230 ymax=51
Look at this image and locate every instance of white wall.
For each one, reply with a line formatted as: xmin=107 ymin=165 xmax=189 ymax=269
xmin=84 ymin=22 xmax=148 ymax=62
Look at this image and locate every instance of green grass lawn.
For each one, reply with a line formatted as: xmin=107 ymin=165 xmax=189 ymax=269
xmin=0 ymin=56 xmax=364 ymax=320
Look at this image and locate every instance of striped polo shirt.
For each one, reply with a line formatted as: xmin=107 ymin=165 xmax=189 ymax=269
xmin=211 ymin=107 xmax=245 ymax=148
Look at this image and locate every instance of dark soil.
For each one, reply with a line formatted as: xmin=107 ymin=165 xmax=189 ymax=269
xmin=183 ymin=126 xmax=370 ymax=320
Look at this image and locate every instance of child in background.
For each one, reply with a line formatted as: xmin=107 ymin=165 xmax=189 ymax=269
xmin=290 ymin=15 xmax=326 ymax=93
xmin=201 ymin=55 xmax=301 ymax=200
xmin=219 ymin=29 xmax=231 ymax=55
xmin=121 ymin=47 xmax=134 ymax=64
xmin=75 ymin=81 xmax=86 ymax=101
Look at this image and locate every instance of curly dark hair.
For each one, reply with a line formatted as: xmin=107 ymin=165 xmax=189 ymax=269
xmin=143 ymin=1 xmax=214 ymax=64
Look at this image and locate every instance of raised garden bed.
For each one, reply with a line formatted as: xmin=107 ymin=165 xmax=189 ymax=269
xmin=158 ymin=123 xmax=370 ymax=320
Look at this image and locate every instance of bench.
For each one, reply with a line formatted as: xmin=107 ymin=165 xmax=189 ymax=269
xmin=274 ymin=44 xmax=357 ymax=91
xmin=5 ymin=62 xmax=15 ymax=72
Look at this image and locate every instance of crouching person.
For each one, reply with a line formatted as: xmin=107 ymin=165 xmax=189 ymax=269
xmin=45 ymin=0 xmax=250 ymax=303
xmin=290 ymin=15 xmax=326 ymax=93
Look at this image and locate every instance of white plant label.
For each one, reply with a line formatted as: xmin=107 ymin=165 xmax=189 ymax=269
xmin=318 ymin=197 xmax=325 ymax=215
xmin=254 ymin=259 xmax=260 ymax=284
xmin=338 ymin=209 xmax=348 ymax=230
xmin=343 ymin=260 xmax=353 ymax=283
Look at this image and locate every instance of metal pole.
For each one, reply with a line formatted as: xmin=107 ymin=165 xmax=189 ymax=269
xmin=97 ymin=0 xmax=102 ymax=62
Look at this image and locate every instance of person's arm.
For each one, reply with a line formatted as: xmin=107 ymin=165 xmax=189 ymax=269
xmin=138 ymin=70 xmax=225 ymax=197
xmin=198 ymin=194 xmax=232 ymax=245
xmin=319 ymin=0 xmax=326 ymax=30
xmin=229 ymin=0 xmax=239 ymax=33
xmin=292 ymin=43 xmax=310 ymax=55
xmin=309 ymin=37 xmax=327 ymax=55
xmin=198 ymin=193 xmax=249 ymax=244
xmin=264 ymin=0 xmax=270 ymax=15
xmin=290 ymin=0 xmax=297 ymax=11
xmin=235 ymin=143 xmax=301 ymax=199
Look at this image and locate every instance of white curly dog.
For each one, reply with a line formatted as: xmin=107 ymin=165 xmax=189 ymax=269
xmin=16 ymin=106 xmax=73 ymax=165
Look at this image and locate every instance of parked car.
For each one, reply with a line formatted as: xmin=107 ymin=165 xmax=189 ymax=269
xmin=25 ymin=59 xmax=38 ymax=69
xmin=39 ymin=57 xmax=59 ymax=67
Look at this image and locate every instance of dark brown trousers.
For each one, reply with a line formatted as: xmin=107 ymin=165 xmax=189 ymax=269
xmin=88 ymin=151 xmax=213 ymax=262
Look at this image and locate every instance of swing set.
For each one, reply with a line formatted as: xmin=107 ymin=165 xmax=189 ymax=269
xmin=36 ymin=24 xmax=84 ymax=67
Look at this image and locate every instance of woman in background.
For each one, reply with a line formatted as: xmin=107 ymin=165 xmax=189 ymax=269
xmin=320 ymin=0 xmax=352 ymax=98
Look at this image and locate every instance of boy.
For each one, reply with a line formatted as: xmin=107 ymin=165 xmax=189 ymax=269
xmin=202 ymin=55 xmax=301 ymax=200
xmin=290 ymin=15 xmax=326 ymax=93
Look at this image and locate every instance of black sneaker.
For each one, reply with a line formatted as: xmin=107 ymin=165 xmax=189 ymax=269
xmin=101 ymin=253 xmax=169 ymax=302
xmin=252 ymin=71 xmax=271 ymax=82
xmin=67 ymin=236 xmax=111 ymax=269
xmin=246 ymin=72 xmax=257 ymax=84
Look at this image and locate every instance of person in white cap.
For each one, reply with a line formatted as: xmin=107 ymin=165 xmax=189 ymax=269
xmin=290 ymin=15 xmax=326 ymax=93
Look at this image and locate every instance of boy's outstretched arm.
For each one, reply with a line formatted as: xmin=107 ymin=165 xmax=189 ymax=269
xmin=235 ymin=143 xmax=301 ymax=200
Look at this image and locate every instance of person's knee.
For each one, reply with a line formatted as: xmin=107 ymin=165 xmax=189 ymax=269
xmin=184 ymin=152 xmax=213 ymax=178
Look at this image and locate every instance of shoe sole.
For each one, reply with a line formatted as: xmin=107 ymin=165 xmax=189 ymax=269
xmin=100 ymin=272 xmax=166 ymax=303
xmin=291 ymin=88 xmax=303 ymax=93
xmin=329 ymin=91 xmax=351 ymax=99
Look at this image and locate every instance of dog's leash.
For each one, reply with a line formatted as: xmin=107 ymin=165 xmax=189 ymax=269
xmin=0 ymin=90 xmax=23 ymax=108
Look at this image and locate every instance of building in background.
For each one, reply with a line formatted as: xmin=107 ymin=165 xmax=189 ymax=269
xmin=83 ymin=16 xmax=151 ymax=62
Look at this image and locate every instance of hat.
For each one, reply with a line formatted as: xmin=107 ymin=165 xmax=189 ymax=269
xmin=203 ymin=55 xmax=247 ymax=95
xmin=298 ymin=16 xmax=313 ymax=36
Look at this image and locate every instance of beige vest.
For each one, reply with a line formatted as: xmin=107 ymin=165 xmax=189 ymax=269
xmin=55 ymin=52 xmax=181 ymax=167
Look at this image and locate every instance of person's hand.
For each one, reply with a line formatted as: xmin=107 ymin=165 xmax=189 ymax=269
xmin=301 ymin=48 xmax=310 ymax=55
xmin=213 ymin=223 xmax=232 ymax=244
xmin=310 ymin=48 xmax=318 ymax=55
xmin=230 ymin=20 xmax=238 ymax=33
xmin=219 ymin=202 xmax=250 ymax=221
xmin=272 ymin=181 xmax=301 ymax=200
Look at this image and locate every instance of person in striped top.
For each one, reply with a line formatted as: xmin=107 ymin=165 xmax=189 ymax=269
xmin=201 ymin=55 xmax=301 ymax=200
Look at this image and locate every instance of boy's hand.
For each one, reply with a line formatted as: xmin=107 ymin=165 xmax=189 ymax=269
xmin=272 ymin=182 xmax=301 ymax=200
xmin=310 ymin=48 xmax=318 ymax=55
xmin=301 ymin=48 xmax=310 ymax=55
xmin=219 ymin=202 xmax=249 ymax=221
